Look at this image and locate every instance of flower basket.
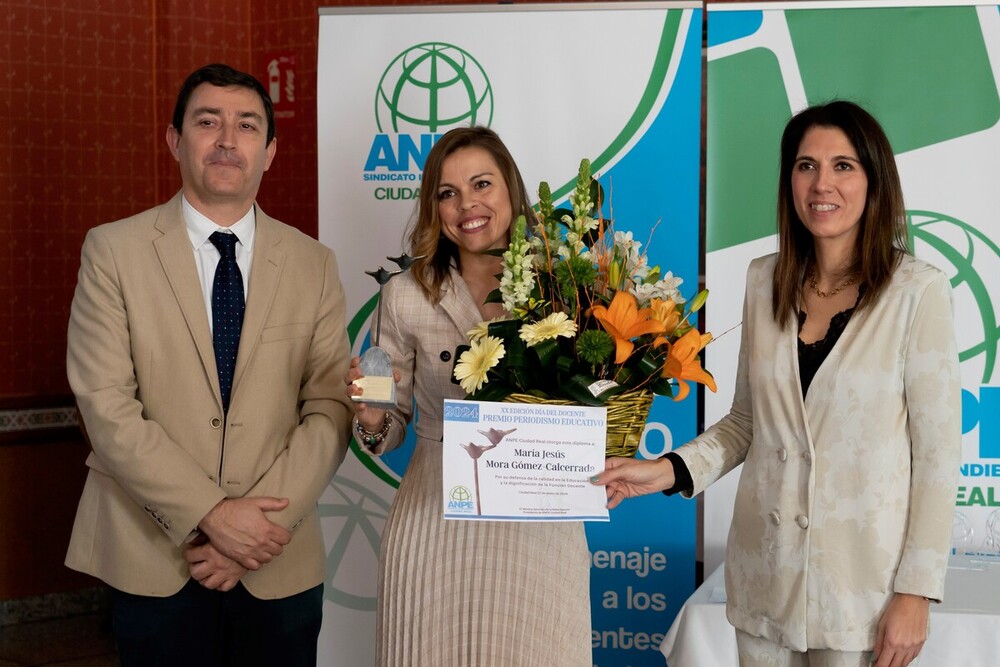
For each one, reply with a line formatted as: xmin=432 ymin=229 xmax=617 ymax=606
xmin=504 ymin=388 xmax=653 ymax=458
xmin=454 ymin=158 xmax=717 ymax=459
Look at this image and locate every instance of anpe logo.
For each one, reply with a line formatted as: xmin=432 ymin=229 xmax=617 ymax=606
xmin=911 ymin=211 xmax=1000 ymax=460
xmin=364 ymin=42 xmax=493 ymax=198
xmin=375 ymin=42 xmax=493 ymax=135
xmin=322 ymin=477 xmax=392 ymax=610
xmin=448 ymin=485 xmax=475 ymax=512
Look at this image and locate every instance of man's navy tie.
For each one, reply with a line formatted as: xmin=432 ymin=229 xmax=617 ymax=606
xmin=209 ymin=231 xmax=244 ymax=413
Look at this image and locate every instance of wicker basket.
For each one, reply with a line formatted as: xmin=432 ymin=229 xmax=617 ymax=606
xmin=503 ymin=389 xmax=653 ymax=458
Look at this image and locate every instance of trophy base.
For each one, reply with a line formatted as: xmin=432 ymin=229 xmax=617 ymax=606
xmin=351 ymin=346 xmax=397 ymax=409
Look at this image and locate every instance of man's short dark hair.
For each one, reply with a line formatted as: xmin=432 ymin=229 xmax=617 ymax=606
xmin=172 ymin=63 xmax=276 ymax=145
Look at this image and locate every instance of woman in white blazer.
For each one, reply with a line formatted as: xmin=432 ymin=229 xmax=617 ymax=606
xmin=595 ymin=101 xmax=961 ymax=667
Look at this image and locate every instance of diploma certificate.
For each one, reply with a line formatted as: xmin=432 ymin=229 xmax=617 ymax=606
xmin=442 ymin=399 xmax=609 ymax=521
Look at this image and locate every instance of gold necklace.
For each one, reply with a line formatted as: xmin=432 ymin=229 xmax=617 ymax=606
xmin=808 ymin=269 xmax=855 ymax=298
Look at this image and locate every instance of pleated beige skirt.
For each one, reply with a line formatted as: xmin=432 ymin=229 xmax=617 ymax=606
xmin=376 ymin=435 xmax=593 ymax=667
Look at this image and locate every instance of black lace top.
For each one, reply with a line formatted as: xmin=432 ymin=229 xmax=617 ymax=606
xmin=797 ymin=301 xmax=858 ymax=397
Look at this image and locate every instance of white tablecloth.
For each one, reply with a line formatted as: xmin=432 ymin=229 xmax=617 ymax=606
xmin=660 ymin=556 xmax=1000 ymax=666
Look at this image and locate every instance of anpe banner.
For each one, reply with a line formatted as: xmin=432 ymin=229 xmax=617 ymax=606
xmin=704 ymin=0 xmax=1000 ymax=576
xmin=317 ymin=3 xmax=702 ymax=665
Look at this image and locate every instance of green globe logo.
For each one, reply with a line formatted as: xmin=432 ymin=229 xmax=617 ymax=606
xmin=909 ymin=210 xmax=999 ymax=383
xmin=375 ymin=42 xmax=493 ymax=134
xmin=449 ymin=485 xmax=472 ymax=502
xmin=321 ymin=476 xmax=392 ymax=611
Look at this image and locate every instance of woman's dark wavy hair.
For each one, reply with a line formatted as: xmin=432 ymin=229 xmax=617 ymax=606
xmin=773 ymin=100 xmax=909 ymax=328
xmin=408 ymin=126 xmax=534 ymax=303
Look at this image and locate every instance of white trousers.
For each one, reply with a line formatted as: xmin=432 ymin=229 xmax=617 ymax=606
xmin=735 ymin=629 xmax=918 ymax=667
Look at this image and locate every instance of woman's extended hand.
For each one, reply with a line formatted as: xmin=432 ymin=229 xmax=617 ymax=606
xmin=344 ymin=356 xmax=400 ymax=431
xmin=591 ymin=456 xmax=677 ymax=509
xmin=872 ymin=593 xmax=929 ymax=667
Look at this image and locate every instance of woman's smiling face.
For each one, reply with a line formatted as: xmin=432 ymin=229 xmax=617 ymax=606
xmin=791 ymin=125 xmax=869 ymax=247
xmin=436 ymin=146 xmax=513 ymax=258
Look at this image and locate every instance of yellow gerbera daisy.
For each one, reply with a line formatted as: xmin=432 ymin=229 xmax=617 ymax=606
xmin=519 ymin=312 xmax=578 ymax=346
xmin=466 ymin=317 xmax=511 ymax=342
xmin=453 ymin=335 xmax=505 ymax=394
xmin=467 ymin=321 xmax=491 ymax=342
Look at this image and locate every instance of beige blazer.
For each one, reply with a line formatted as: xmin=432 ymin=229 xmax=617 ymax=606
xmin=366 ymin=268 xmax=480 ymax=453
xmin=65 ymin=193 xmax=353 ymax=599
xmin=677 ymin=254 xmax=962 ymax=651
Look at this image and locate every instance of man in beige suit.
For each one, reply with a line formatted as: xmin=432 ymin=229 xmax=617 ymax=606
xmin=65 ymin=64 xmax=352 ymax=666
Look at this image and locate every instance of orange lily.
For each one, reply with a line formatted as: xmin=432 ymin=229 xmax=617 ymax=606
xmin=662 ymin=328 xmax=716 ymax=401
xmin=648 ymin=298 xmax=682 ymax=339
xmin=589 ymin=292 xmax=666 ymax=364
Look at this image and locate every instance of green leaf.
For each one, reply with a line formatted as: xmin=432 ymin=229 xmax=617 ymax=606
xmin=562 ymin=374 xmax=624 ymax=406
xmin=471 ymin=379 xmax=516 ymax=402
xmin=504 ymin=335 xmax=529 ymax=370
xmin=484 ymin=288 xmax=503 ymax=304
xmin=555 ymin=354 xmax=575 ymax=375
xmin=589 ymin=179 xmax=605 ymax=215
xmin=552 ymin=207 xmax=574 ymax=226
xmin=636 ymin=348 xmax=666 ymax=379
xmin=530 ymin=338 xmax=559 ymax=367
xmin=562 ymin=382 xmax=604 ymax=406
xmin=613 ymin=365 xmax=635 ymax=387
xmin=524 ymin=388 xmax=553 ymax=399
xmin=581 ymin=225 xmax=601 ymax=248
xmin=487 ymin=319 xmax=521 ymax=340
xmin=649 ymin=377 xmax=676 ymax=397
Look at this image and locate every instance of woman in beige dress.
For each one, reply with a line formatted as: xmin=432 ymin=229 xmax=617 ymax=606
xmin=346 ymin=126 xmax=592 ymax=666
xmin=594 ymin=101 xmax=961 ymax=667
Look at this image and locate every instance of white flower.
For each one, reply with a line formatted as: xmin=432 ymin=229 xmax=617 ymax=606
xmin=614 ymin=230 xmax=646 ymax=276
xmin=453 ymin=336 xmax=505 ymax=394
xmin=570 ymin=192 xmax=593 ymax=219
xmin=657 ymin=272 xmax=685 ymax=297
xmin=519 ymin=312 xmax=578 ymax=346
xmin=499 ymin=216 xmax=535 ymax=312
xmin=561 ymin=207 xmax=598 ymax=259
xmin=634 ymin=262 xmax=654 ymax=280
xmin=631 ymin=272 xmax=686 ymax=305
xmin=614 ymin=230 xmax=638 ymax=250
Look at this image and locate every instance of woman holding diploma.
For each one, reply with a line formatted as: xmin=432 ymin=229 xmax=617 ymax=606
xmin=345 ymin=127 xmax=592 ymax=666
xmin=593 ymin=101 xmax=961 ymax=667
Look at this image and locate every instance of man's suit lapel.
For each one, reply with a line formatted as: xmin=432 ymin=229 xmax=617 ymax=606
xmin=231 ymin=207 xmax=284 ymax=399
xmin=152 ymin=194 xmax=220 ymax=406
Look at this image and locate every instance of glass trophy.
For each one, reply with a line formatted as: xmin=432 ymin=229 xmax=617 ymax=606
xmin=351 ymin=254 xmax=423 ymax=409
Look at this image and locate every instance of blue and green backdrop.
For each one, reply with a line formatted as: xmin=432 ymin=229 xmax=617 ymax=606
xmin=317 ymin=3 xmax=702 ymax=665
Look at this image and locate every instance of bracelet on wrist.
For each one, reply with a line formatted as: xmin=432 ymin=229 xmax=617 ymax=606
xmin=354 ymin=413 xmax=392 ymax=448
